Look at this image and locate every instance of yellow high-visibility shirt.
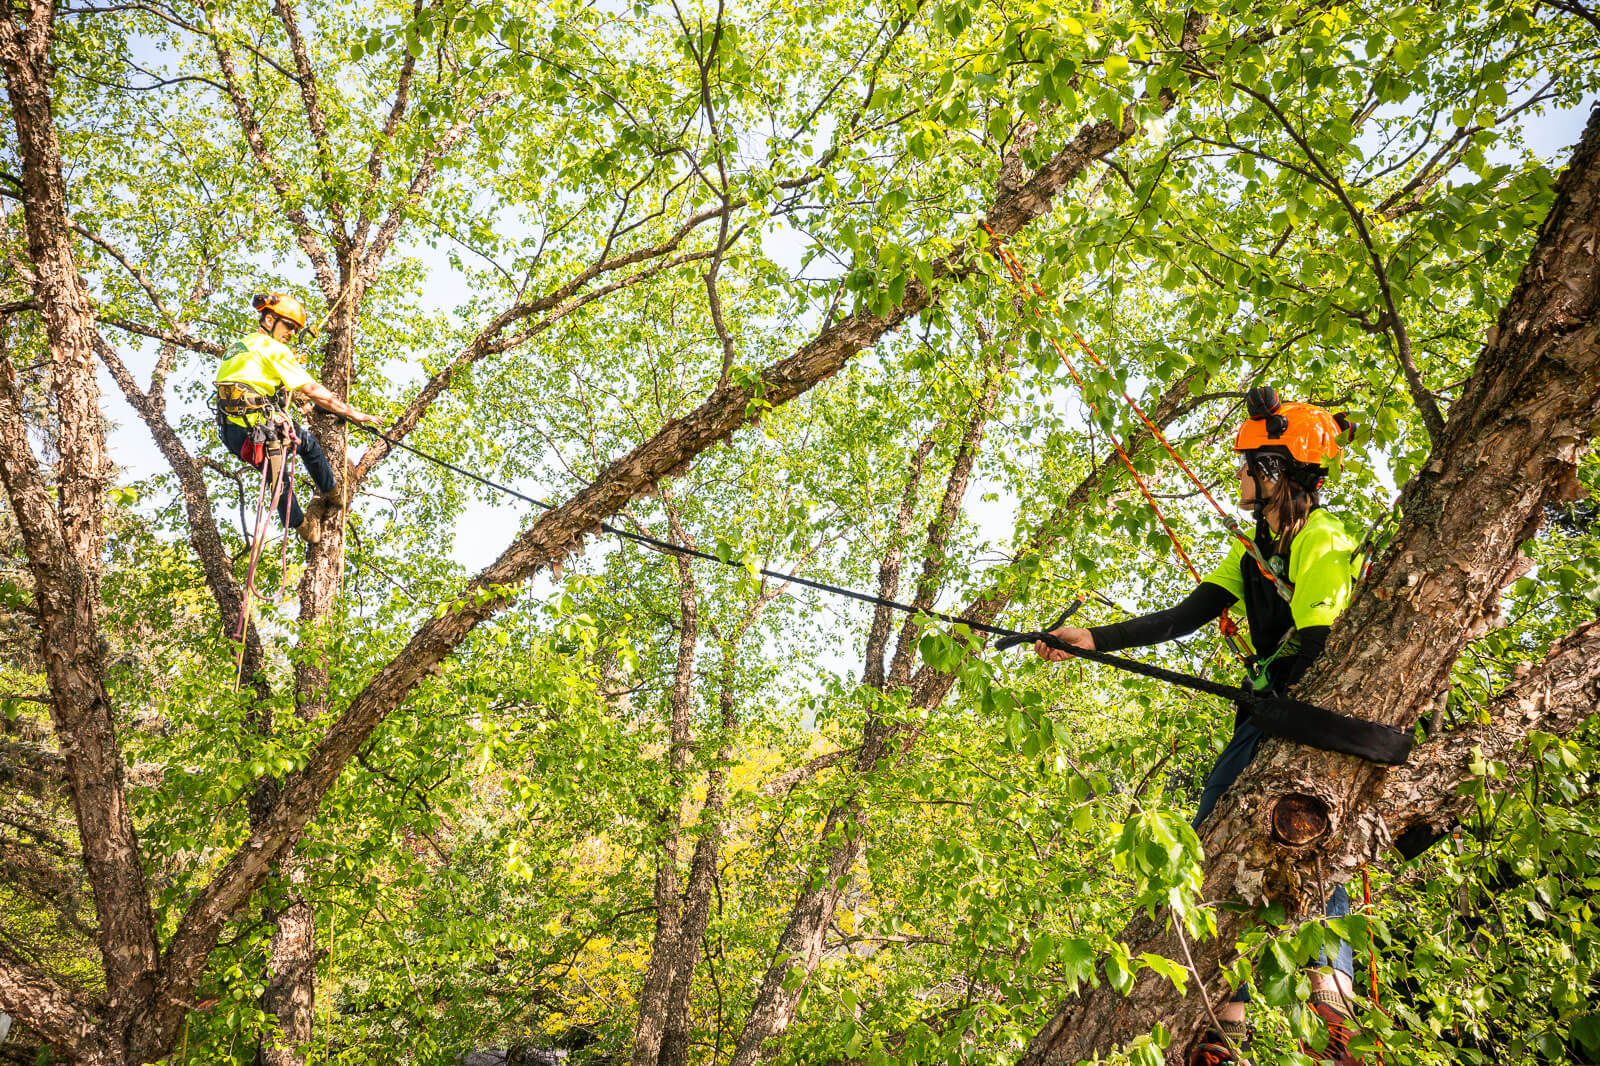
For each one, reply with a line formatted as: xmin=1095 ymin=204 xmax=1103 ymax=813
xmin=1202 ymin=508 xmax=1359 ymax=632
xmin=215 ymin=332 xmax=317 ymax=426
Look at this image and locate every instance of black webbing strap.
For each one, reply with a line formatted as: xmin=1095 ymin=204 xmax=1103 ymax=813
xmin=998 ymin=626 xmax=1414 ymax=766
xmin=1246 ymin=693 xmax=1414 ymax=765
xmin=347 ymin=421 xmax=1413 ymax=767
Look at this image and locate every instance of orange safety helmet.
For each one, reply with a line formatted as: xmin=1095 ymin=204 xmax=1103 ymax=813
xmin=1234 ymin=386 xmax=1349 ymax=489
xmin=252 ymin=292 xmax=310 ymax=333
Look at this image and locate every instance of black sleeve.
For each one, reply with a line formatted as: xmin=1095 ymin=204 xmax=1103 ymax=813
xmin=1087 ymin=582 xmax=1237 ymax=654
xmin=1276 ymin=624 xmax=1330 ymax=689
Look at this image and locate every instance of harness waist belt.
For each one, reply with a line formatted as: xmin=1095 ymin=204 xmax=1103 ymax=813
xmin=216 ymin=381 xmax=278 ymax=414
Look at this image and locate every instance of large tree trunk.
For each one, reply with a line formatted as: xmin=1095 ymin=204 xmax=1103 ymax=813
xmin=1021 ymin=100 xmax=1600 ymax=1066
xmin=0 ymin=4 xmax=160 ymax=1054
xmin=259 ymin=273 xmax=364 ymax=1066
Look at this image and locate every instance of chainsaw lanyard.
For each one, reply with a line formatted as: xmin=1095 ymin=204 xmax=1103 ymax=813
xmin=343 ymin=421 xmax=1412 ymax=765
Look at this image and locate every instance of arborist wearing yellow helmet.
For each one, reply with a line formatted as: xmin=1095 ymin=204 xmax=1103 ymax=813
xmin=1036 ymin=387 xmax=1367 ymax=1066
xmin=214 ymin=292 xmax=382 ymax=544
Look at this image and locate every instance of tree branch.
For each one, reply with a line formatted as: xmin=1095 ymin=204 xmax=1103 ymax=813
xmin=760 ymin=747 xmax=860 ymax=797
xmin=0 ymin=942 xmax=96 ymax=1055
xmin=1376 ymin=619 xmax=1600 ymax=851
xmin=96 ymin=313 xmax=223 ymax=356
xmin=203 ymin=7 xmax=337 ymax=293
xmin=355 ymin=0 xmax=422 ymax=248
xmin=361 ymin=88 xmax=512 ymax=276
xmin=272 ymin=0 xmax=345 ymax=236
xmin=1230 ymin=80 xmax=1446 ymax=442
xmin=862 ymin=435 xmax=938 ymax=689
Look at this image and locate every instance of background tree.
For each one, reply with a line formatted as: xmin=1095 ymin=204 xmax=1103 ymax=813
xmin=2 ymin=0 xmax=1598 ymax=1064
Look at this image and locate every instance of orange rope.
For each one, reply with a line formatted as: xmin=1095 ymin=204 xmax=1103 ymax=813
xmin=981 ymin=225 xmax=1296 ymax=603
xmin=980 ymin=225 xmax=1254 ymax=659
xmin=1363 ymin=864 xmax=1386 ymax=1065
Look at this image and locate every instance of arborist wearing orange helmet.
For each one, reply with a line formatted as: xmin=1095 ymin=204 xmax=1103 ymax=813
xmin=214 ymin=292 xmax=382 ymax=544
xmin=1036 ymin=387 xmax=1367 ymax=1066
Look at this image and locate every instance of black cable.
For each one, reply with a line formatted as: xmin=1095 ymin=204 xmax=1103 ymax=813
xmin=347 ymin=420 xmax=1415 ymax=765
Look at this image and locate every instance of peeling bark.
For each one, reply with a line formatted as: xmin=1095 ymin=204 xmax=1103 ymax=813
xmin=1375 ymin=621 xmax=1600 ymax=850
xmin=1021 ymin=102 xmax=1600 ymax=1066
xmin=0 ymin=6 xmax=160 ymax=1056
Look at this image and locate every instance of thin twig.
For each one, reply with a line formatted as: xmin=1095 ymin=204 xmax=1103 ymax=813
xmin=1171 ymin=911 xmax=1246 ymax=1060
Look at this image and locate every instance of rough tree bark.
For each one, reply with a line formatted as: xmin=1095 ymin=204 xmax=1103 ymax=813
xmin=0 ymin=4 xmax=159 ymax=1062
xmin=632 ymin=519 xmax=788 ymax=1066
xmin=657 ymin=593 xmax=781 ymax=1066
xmin=1021 ymin=101 xmax=1600 ymax=1066
xmin=630 ymin=502 xmax=702 ymax=1066
xmin=0 ymin=7 xmax=1226 ymax=1063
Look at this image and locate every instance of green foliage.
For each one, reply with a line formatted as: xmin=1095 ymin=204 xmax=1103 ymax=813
xmin=5 ymin=0 xmax=1600 ymax=1061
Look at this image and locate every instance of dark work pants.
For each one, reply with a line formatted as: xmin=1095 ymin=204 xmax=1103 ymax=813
xmin=217 ymin=415 xmax=336 ymax=529
xmin=1193 ymin=714 xmax=1355 ymax=1002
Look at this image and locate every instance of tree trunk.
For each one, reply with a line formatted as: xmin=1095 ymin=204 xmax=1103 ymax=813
xmin=729 ymin=364 xmax=1002 ymax=1065
xmin=1021 ymin=100 xmax=1600 ymax=1066
xmin=656 ymin=792 xmax=725 ymax=1066
xmin=0 ymin=6 xmax=161 ymax=1054
xmin=631 ymin=512 xmax=700 ymax=1066
xmin=258 ymin=892 xmax=317 ymax=1066
xmin=254 ymin=264 xmax=368 ymax=1066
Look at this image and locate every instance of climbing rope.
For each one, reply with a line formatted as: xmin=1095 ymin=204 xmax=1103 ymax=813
xmin=980 ymin=223 xmax=1295 ymax=610
xmin=1362 ymin=864 xmax=1388 ymax=1064
xmin=345 ymin=421 xmax=1415 ymax=765
xmin=232 ymin=415 xmax=299 ymax=690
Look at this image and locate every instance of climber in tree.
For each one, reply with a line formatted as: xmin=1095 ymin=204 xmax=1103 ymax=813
xmin=214 ymin=292 xmax=383 ymax=544
xmin=1036 ymin=387 xmax=1365 ymax=1066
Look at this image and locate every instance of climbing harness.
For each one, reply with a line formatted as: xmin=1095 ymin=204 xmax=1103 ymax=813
xmin=215 ymin=381 xmax=285 ymax=427
xmin=345 ymin=421 xmax=1414 ymax=765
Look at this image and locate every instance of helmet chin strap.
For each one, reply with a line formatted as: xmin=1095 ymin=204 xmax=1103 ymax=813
xmin=1244 ymin=454 xmax=1271 ymax=520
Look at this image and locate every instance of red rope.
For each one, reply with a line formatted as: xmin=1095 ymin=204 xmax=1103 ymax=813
xmin=1363 ymin=865 xmax=1386 ymax=1065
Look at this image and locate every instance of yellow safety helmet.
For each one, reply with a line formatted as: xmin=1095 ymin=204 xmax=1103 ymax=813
xmin=251 ymin=292 xmax=310 ymax=334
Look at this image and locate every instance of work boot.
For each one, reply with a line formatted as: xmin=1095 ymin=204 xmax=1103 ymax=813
xmin=302 ymin=486 xmax=344 ymax=528
xmin=295 ymin=515 xmax=322 ymax=545
xmin=1187 ymin=1027 xmax=1250 ymax=1066
xmin=1301 ymin=991 xmax=1363 ymax=1065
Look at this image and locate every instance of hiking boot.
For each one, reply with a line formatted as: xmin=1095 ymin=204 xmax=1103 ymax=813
xmin=1187 ymin=1029 xmax=1250 ymax=1066
xmin=302 ymin=489 xmax=343 ymax=530
xmin=295 ymin=514 xmax=322 ymax=545
xmin=1302 ymin=993 xmax=1363 ymax=1065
